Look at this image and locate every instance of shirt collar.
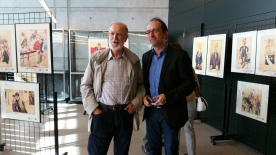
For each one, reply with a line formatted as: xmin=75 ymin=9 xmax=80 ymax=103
xmin=151 ymin=44 xmax=168 ymax=57
xmin=108 ymin=48 xmax=128 ymax=60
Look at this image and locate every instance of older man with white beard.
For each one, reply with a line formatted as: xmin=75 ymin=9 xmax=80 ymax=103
xmin=80 ymin=22 xmax=145 ymax=155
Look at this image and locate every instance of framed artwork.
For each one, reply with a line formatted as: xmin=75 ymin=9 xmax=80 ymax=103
xmin=1 ymin=81 xmax=40 ymax=122
xmin=192 ymin=36 xmax=208 ymax=75
xmin=206 ymin=34 xmax=227 ymax=78
xmin=236 ymin=81 xmax=269 ymax=123
xmin=231 ymin=31 xmax=257 ymax=74
xmin=14 ymin=73 xmax=37 ymax=83
xmin=255 ymin=28 xmax=276 ymax=77
xmin=124 ymin=38 xmax=129 ymax=48
xmin=16 ymin=23 xmax=52 ymax=74
xmin=88 ymin=38 xmax=108 ymax=55
xmin=0 ymin=24 xmax=17 ymax=72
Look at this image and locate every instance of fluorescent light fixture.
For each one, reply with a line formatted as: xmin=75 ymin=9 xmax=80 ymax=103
xmin=39 ymin=0 xmax=57 ymax=23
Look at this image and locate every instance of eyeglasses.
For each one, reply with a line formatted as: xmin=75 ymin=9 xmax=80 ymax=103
xmin=145 ymin=29 xmax=163 ymax=35
xmin=109 ymin=32 xmax=125 ymax=37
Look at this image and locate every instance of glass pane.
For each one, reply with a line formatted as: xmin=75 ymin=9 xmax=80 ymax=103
xmin=71 ymin=74 xmax=83 ymax=100
xmin=128 ymin=32 xmax=151 ymax=61
xmin=52 ymin=30 xmax=64 ymax=71
xmin=64 ymin=30 xmax=69 ymax=71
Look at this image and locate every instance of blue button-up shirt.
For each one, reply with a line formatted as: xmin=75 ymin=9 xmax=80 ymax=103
xmin=149 ymin=45 xmax=168 ymax=102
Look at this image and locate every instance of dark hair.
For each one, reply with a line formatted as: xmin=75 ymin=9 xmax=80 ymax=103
xmin=149 ymin=17 xmax=168 ymax=32
xmin=170 ymin=43 xmax=182 ymax=50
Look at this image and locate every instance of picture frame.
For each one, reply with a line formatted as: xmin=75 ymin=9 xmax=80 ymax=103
xmin=1 ymin=81 xmax=40 ymax=122
xmin=0 ymin=24 xmax=17 ymax=72
xmin=231 ymin=31 xmax=257 ymax=74
xmin=16 ymin=23 xmax=52 ymax=74
xmin=124 ymin=38 xmax=129 ymax=48
xmin=255 ymin=28 xmax=276 ymax=77
xmin=192 ymin=36 xmax=208 ymax=75
xmin=206 ymin=34 xmax=227 ymax=78
xmin=236 ymin=81 xmax=269 ymax=123
xmin=88 ymin=38 xmax=108 ymax=56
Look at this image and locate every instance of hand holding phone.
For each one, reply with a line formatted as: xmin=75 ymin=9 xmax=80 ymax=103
xmin=143 ymin=95 xmax=153 ymax=107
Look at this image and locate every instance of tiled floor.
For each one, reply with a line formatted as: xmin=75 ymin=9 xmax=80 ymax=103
xmin=1 ymin=104 xmax=262 ymax=155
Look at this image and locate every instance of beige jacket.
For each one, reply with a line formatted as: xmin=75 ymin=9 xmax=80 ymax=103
xmin=80 ymin=47 xmax=145 ymax=132
xmin=186 ymin=69 xmax=200 ymax=101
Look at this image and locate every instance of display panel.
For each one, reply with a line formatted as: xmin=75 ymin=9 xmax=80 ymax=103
xmin=236 ymin=81 xmax=269 ymax=123
xmin=16 ymin=23 xmax=52 ymax=73
xmin=231 ymin=31 xmax=257 ymax=74
xmin=206 ymin=34 xmax=226 ymax=78
xmin=255 ymin=28 xmax=276 ymax=77
xmin=124 ymin=38 xmax=129 ymax=48
xmin=192 ymin=36 xmax=208 ymax=75
xmin=1 ymin=81 xmax=40 ymax=122
xmin=88 ymin=38 xmax=108 ymax=55
xmin=0 ymin=24 xmax=17 ymax=72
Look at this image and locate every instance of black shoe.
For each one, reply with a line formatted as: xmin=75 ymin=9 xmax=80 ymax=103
xmin=142 ymin=145 xmax=149 ymax=154
xmin=184 ymin=154 xmax=188 ymax=155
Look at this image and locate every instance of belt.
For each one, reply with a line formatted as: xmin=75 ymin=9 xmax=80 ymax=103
xmin=98 ymin=102 xmax=128 ymax=111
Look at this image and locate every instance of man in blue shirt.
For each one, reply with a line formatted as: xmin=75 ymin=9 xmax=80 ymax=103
xmin=142 ymin=17 xmax=196 ymax=155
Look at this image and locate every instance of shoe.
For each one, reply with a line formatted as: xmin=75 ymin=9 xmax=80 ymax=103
xmin=184 ymin=154 xmax=188 ymax=155
xmin=142 ymin=145 xmax=149 ymax=154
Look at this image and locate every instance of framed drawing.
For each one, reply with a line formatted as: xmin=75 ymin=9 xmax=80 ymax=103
xmin=0 ymin=24 xmax=17 ymax=72
xmin=88 ymin=38 xmax=108 ymax=55
xmin=14 ymin=73 xmax=37 ymax=83
xmin=231 ymin=31 xmax=257 ymax=74
xmin=16 ymin=23 xmax=52 ymax=74
xmin=192 ymin=36 xmax=208 ymax=75
xmin=236 ymin=81 xmax=269 ymax=123
xmin=255 ymin=28 xmax=276 ymax=77
xmin=206 ymin=34 xmax=226 ymax=78
xmin=124 ymin=38 xmax=129 ymax=48
xmin=1 ymin=81 xmax=40 ymax=122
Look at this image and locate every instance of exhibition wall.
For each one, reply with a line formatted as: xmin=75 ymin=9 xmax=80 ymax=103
xmin=168 ymin=0 xmax=276 ymax=154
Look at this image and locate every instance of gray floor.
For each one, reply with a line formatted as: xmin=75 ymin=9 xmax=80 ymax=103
xmin=0 ymin=104 xmax=262 ymax=155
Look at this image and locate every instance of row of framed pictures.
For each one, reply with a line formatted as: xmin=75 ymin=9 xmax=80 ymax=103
xmin=0 ymin=23 xmax=52 ymax=74
xmin=88 ymin=38 xmax=129 ymax=57
xmin=192 ymin=28 xmax=276 ymax=78
xmin=1 ymin=80 xmax=40 ymax=123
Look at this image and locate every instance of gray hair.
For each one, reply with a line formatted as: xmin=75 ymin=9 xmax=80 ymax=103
xmin=109 ymin=22 xmax=129 ymax=34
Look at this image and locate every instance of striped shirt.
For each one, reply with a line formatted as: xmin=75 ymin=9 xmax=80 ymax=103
xmin=98 ymin=50 xmax=130 ymax=105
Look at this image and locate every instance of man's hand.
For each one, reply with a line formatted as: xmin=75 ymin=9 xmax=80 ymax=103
xmin=151 ymin=94 xmax=167 ymax=106
xmin=143 ymin=95 xmax=153 ymax=107
xmin=124 ymin=103 xmax=136 ymax=114
xmin=93 ymin=107 xmax=102 ymax=115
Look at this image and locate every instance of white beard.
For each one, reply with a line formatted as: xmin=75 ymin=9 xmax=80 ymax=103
xmin=109 ymin=40 xmax=124 ymax=51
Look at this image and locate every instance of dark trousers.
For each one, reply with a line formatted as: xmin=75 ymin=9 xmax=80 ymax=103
xmin=87 ymin=109 xmax=133 ymax=155
xmin=146 ymin=107 xmax=180 ymax=155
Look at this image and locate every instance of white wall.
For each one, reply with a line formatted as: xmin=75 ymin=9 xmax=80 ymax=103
xmin=0 ymin=0 xmax=169 ymax=30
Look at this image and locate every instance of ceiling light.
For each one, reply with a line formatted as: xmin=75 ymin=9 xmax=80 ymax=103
xmin=39 ymin=0 xmax=57 ymax=23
